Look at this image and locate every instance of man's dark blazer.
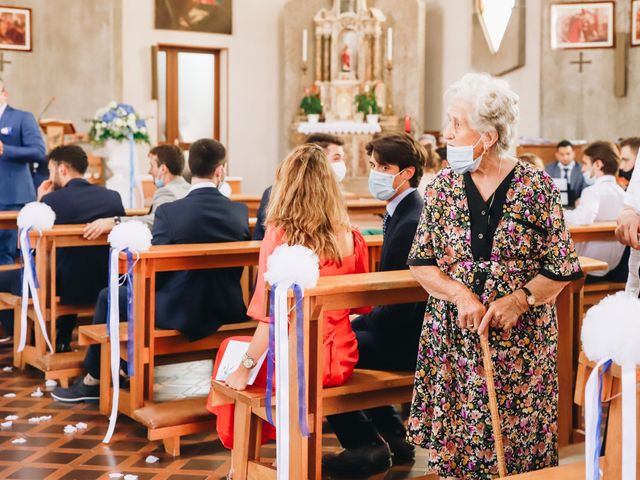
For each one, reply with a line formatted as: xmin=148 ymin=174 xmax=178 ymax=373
xmin=41 ymin=178 xmax=125 ymax=305
xmin=351 ymin=189 xmax=426 ymax=371
xmin=252 ymin=185 xmax=271 ymax=241
xmin=151 ymin=186 xmax=250 ymax=341
xmin=545 ymin=160 xmax=587 ymax=207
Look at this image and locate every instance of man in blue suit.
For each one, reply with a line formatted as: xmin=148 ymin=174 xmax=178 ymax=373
xmin=0 ymin=82 xmax=47 ymax=264
xmin=0 ymin=145 xmax=125 ymax=347
xmin=53 ymin=138 xmax=250 ymax=402
xmin=324 ymin=133 xmax=428 ymax=477
xmin=544 ymin=139 xmax=587 ymax=208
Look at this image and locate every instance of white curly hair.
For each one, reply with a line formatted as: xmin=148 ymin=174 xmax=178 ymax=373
xmin=444 ymin=72 xmax=520 ymax=156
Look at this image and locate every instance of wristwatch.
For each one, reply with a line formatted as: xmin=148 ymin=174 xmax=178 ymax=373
xmin=241 ymin=353 xmax=256 ymax=369
xmin=520 ymin=287 xmax=535 ymax=307
xmin=113 ymin=216 xmax=121 ymax=226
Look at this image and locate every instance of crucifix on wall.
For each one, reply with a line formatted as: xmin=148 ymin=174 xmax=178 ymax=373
xmin=569 ymin=52 xmax=591 ymax=73
xmin=0 ymin=52 xmax=12 ymax=73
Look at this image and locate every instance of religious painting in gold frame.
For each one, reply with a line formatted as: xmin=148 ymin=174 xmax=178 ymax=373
xmin=631 ymin=0 xmax=640 ymax=47
xmin=155 ymin=0 xmax=232 ymax=35
xmin=0 ymin=6 xmax=31 ymax=52
xmin=550 ymin=2 xmax=615 ymax=49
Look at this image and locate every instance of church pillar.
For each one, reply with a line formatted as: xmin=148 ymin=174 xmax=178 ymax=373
xmin=323 ymin=35 xmax=331 ymax=81
xmin=373 ymin=32 xmax=381 ymax=82
xmin=315 ymin=31 xmax=322 ymax=82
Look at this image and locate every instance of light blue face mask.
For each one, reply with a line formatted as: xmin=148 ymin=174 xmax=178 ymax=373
xmin=447 ymin=137 xmax=484 ymax=174
xmin=368 ymin=169 xmax=406 ymax=201
xmin=583 ymin=170 xmax=596 ymax=186
xmin=154 ymin=176 xmax=164 ymax=188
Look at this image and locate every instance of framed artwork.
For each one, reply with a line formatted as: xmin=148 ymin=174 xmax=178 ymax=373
xmin=155 ymin=0 xmax=232 ymax=35
xmin=550 ymin=2 xmax=615 ymax=49
xmin=0 ymin=6 xmax=31 ymax=51
xmin=632 ymin=0 xmax=640 ymax=46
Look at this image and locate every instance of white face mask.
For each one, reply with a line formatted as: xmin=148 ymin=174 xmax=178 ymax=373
xmin=583 ymin=170 xmax=596 ymax=186
xmin=447 ymin=137 xmax=484 ymax=174
xmin=368 ymin=169 xmax=406 ymax=201
xmin=330 ymin=161 xmax=347 ymax=182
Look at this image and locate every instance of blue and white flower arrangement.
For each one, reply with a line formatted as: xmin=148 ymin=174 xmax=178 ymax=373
xmin=88 ymin=101 xmax=150 ymax=145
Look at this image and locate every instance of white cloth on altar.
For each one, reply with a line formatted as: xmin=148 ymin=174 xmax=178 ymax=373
xmin=297 ymin=121 xmax=381 ymax=135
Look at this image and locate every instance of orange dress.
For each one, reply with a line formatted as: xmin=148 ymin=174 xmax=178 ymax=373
xmin=208 ymin=226 xmax=371 ymax=448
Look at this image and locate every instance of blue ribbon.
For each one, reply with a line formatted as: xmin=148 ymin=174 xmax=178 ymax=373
xmin=127 ymin=135 xmax=135 ymax=209
xmin=264 ymin=284 xmax=309 ymax=437
xmin=592 ymin=359 xmax=612 ymax=478
xmin=106 ymin=248 xmax=136 ymax=377
xmin=21 ymin=227 xmax=39 ymax=289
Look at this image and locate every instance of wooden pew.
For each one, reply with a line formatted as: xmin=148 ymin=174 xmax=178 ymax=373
xmin=210 ymin=257 xmax=606 ymax=478
xmin=231 ymin=194 xmax=386 ymax=218
xmin=77 ymin=236 xmax=383 ymax=454
xmin=568 ymin=221 xmax=617 ymax=243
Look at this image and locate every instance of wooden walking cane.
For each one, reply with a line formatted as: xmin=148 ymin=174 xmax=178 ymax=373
xmin=480 ymin=334 xmax=507 ymax=478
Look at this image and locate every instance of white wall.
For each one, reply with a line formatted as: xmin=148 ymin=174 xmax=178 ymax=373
xmin=120 ymin=0 xmax=288 ymax=194
xmin=424 ymin=0 xmax=541 ymax=139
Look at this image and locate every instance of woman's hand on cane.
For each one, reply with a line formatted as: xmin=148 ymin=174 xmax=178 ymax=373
xmin=477 ymin=294 xmax=528 ymax=338
xmin=454 ymin=287 xmax=486 ymax=332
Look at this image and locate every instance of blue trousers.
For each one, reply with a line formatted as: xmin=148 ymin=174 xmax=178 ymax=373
xmin=0 ymin=203 xmax=23 ymax=265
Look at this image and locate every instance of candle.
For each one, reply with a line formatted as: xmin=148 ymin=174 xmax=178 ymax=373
xmin=387 ymin=27 xmax=393 ymax=62
xmin=302 ymin=29 xmax=308 ymax=63
xmin=404 ymin=115 xmax=411 ymax=133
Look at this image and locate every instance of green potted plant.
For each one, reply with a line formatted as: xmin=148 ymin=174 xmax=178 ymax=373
xmin=300 ymin=87 xmax=323 ymax=123
xmin=354 ymin=87 xmax=382 ymax=124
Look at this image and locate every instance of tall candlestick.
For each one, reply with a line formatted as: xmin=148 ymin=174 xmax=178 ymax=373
xmin=387 ymin=27 xmax=393 ymax=62
xmin=302 ymin=29 xmax=308 ymax=64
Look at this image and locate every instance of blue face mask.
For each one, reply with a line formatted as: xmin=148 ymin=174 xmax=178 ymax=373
xmin=368 ymin=169 xmax=405 ymax=201
xmin=447 ymin=137 xmax=484 ymax=174
xmin=154 ymin=176 xmax=164 ymax=188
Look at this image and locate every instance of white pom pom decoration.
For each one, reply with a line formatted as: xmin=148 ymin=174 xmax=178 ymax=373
xmin=581 ymin=291 xmax=640 ymax=366
xmin=264 ymin=244 xmax=320 ymax=289
xmin=108 ymin=220 xmax=152 ymax=252
xmin=17 ymin=202 xmax=55 ymax=231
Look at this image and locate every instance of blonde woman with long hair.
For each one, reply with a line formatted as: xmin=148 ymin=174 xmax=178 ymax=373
xmin=207 ymin=144 xmax=371 ymax=454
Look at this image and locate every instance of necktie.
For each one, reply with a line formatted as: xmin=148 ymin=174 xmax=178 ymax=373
xmin=563 ymin=167 xmax=571 ymax=186
xmin=382 ymin=212 xmax=390 ymax=237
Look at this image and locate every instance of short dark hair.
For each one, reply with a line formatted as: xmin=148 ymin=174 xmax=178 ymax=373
xmin=436 ymin=146 xmax=447 ymax=161
xmin=188 ymin=139 xmax=226 ymax=178
xmin=149 ymin=144 xmax=184 ymax=175
xmin=620 ymin=137 xmax=640 ymax=156
xmin=583 ymin=140 xmax=620 ymax=175
xmin=305 ymin=133 xmax=344 ymax=149
xmin=557 ymin=139 xmax=573 ymax=150
xmin=365 ymin=133 xmax=425 ymax=187
xmin=47 ymin=145 xmax=88 ymax=174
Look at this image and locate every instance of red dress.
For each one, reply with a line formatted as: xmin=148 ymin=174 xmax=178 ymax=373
xmin=207 ymin=226 xmax=371 ymax=448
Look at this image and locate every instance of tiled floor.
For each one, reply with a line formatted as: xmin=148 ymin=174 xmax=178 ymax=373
xmin=0 ymin=346 xmax=438 ymax=480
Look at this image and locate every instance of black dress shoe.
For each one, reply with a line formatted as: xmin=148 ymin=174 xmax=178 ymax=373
xmin=51 ymin=378 xmax=99 ymax=403
xmin=56 ymin=342 xmax=71 ymax=353
xmin=381 ymin=432 xmax=415 ymax=464
xmin=322 ymin=442 xmax=391 ymax=477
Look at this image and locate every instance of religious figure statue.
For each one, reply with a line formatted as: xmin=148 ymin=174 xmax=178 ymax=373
xmin=341 ymin=44 xmax=351 ymax=72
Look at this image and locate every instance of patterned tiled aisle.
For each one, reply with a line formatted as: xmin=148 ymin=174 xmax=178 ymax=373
xmin=0 ymin=345 xmax=436 ymax=480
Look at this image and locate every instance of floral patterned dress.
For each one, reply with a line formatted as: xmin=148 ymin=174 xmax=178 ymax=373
xmin=406 ymin=161 xmax=582 ymax=478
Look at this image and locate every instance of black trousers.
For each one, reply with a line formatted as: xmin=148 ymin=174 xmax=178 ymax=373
xmin=326 ymin=324 xmax=413 ymax=449
xmin=83 ymin=286 xmax=175 ymax=379
xmin=0 ymin=269 xmax=21 ymax=336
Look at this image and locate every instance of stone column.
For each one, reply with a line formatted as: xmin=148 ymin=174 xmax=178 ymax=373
xmin=373 ymin=31 xmax=381 ymax=81
xmin=315 ymin=31 xmax=322 ymax=82
xmin=323 ymin=34 xmax=331 ymax=81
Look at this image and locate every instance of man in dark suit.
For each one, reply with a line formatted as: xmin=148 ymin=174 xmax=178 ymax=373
xmin=323 ymin=133 xmax=427 ymax=477
xmin=544 ymin=139 xmax=587 ymax=208
xmin=0 ymin=81 xmax=47 ymax=264
xmin=252 ymin=133 xmax=346 ymax=240
xmin=52 ymin=138 xmax=250 ymax=402
xmin=0 ymin=145 xmax=125 ymax=348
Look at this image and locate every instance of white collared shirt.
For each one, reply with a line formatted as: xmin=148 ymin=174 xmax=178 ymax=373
xmin=386 ymin=187 xmax=416 ymax=217
xmin=565 ymin=175 xmax=626 ymax=276
xmin=188 ymin=181 xmax=217 ymax=194
xmin=624 ymin=149 xmax=640 ymax=212
xmin=0 ymin=103 xmax=7 ymax=121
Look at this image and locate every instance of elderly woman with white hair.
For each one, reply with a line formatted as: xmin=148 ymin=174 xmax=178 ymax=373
xmin=406 ymin=73 xmax=582 ymax=478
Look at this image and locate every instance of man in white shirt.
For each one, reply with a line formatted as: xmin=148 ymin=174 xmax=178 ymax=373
xmin=616 ymin=146 xmax=640 ymax=249
xmin=565 ymin=141 xmax=627 ymax=282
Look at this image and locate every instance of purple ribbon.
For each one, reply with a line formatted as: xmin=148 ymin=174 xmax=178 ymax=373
xmin=264 ymin=283 xmax=310 ymax=438
xmin=266 ymin=287 xmax=276 ymax=426
xmin=592 ymin=359 xmax=612 ymax=478
xmin=125 ymin=250 xmax=135 ymax=377
xmin=293 ymin=284 xmax=310 ymax=437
